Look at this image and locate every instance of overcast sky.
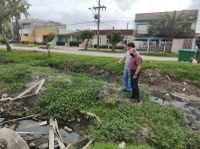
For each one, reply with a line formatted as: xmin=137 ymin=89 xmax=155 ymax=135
xmin=27 ymin=0 xmax=200 ymax=31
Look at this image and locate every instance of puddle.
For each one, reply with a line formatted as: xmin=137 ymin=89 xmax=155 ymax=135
xmin=150 ymin=96 xmax=185 ymax=108
xmin=150 ymin=96 xmax=200 ymax=133
xmin=0 ymin=118 xmax=5 ymax=123
xmin=15 ymin=119 xmax=79 ymax=144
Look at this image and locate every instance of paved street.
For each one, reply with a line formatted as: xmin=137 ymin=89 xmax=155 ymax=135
xmin=0 ymin=45 xmax=179 ymax=61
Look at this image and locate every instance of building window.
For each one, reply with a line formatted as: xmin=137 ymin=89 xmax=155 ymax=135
xmin=136 ymin=24 xmax=149 ymax=34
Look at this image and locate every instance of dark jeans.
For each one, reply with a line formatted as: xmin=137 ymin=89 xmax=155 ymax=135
xmin=197 ymin=51 xmax=200 ymax=63
xmin=130 ymin=70 xmax=140 ymax=101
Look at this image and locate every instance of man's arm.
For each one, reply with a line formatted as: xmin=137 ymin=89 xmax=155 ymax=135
xmin=133 ymin=64 xmax=141 ymax=78
xmin=116 ymin=57 xmax=125 ymax=64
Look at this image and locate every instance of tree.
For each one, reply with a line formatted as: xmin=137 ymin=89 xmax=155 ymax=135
xmin=12 ymin=0 xmax=30 ymax=43
xmin=80 ymin=30 xmax=95 ymax=50
xmin=148 ymin=11 xmax=196 ymax=52
xmin=107 ymin=31 xmax=124 ymax=51
xmin=0 ymin=0 xmax=30 ymax=52
xmin=44 ymin=33 xmax=55 ymax=44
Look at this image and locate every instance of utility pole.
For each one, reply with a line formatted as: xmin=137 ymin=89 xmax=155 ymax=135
xmin=90 ymin=0 xmax=106 ymax=50
xmin=125 ymin=22 xmax=129 ymax=51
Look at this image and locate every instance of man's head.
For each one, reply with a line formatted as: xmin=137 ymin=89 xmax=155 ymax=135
xmin=129 ymin=48 xmax=137 ymax=57
xmin=127 ymin=42 xmax=135 ymax=50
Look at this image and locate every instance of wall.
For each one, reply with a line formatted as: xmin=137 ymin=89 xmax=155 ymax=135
xmin=20 ymin=36 xmax=35 ymax=43
xmin=171 ymin=39 xmax=184 ymax=53
xmin=34 ymin=28 xmax=58 ymax=43
xmin=34 ymin=28 xmax=58 ymax=37
xmin=171 ymin=38 xmax=196 ymax=53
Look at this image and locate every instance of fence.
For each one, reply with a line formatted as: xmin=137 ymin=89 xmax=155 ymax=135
xmin=135 ymin=40 xmax=172 ymax=52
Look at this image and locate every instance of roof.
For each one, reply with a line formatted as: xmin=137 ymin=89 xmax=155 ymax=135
xmin=58 ymin=31 xmax=81 ymax=36
xmin=135 ymin=10 xmax=199 ymax=21
xmin=92 ymin=29 xmax=134 ymax=35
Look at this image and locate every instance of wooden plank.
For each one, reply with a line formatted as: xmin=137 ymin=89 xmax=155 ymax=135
xmin=82 ymin=139 xmax=94 ymax=149
xmin=35 ymin=79 xmax=45 ymax=94
xmin=0 ymin=114 xmax=39 ymax=125
xmin=55 ymin=137 xmax=65 ymax=149
xmin=49 ymin=118 xmax=55 ymax=149
xmin=49 ymin=119 xmax=65 ymax=149
xmin=16 ymin=80 xmax=41 ymax=98
xmin=81 ymin=111 xmax=101 ymax=123
xmin=54 ymin=119 xmax=64 ymax=142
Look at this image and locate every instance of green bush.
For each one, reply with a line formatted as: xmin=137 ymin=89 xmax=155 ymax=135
xmin=34 ymin=76 xmax=103 ymax=119
xmin=69 ymin=41 xmax=80 ymax=47
xmin=56 ymin=41 xmax=65 ymax=46
xmin=0 ymin=39 xmax=6 ymax=44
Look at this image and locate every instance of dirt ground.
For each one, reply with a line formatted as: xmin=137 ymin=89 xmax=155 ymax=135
xmin=141 ymin=68 xmax=200 ymax=98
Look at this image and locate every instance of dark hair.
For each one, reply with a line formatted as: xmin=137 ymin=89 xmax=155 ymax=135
xmin=196 ymin=38 xmax=200 ymax=48
xmin=127 ymin=42 xmax=135 ymax=48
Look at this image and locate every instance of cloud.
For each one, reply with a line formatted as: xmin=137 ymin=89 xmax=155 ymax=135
xmin=188 ymin=0 xmax=200 ymax=9
xmin=26 ymin=0 xmax=198 ymax=30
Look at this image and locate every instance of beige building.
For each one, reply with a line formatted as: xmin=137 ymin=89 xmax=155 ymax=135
xmin=18 ymin=19 xmax=66 ymax=43
xmin=91 ymin=29 xmax=134 ymax=47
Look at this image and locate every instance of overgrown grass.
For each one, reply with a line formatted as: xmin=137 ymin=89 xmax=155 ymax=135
xmin=140 ymin=52 xmax=178 ymax=57
xmin=80 ymin=48 xmax=125 ymax=53
xmin=13 ymin=44 xmax=39 ymax=47
xmin=0 ymin=53 xmax=200 ymax=148
xmin=0 ymin=64 xmax=32 ymax=93
xmin=0 ymin=49 xmax=199 ymax=84
xmin=87 ymin=92 xmax=200 ymax=149
xmin=34 ymin=74 xmax=103 ymax=119
xmin=90 ymin=143 xmax=154 ymax=149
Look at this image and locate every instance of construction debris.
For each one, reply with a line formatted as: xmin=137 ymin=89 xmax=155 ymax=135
xmin=49 ymin=118 xmax=66 ymax=149
xmin=0 ymin=114 xmax=39 ymax=125
xmin=0 ymin=128 xmax=30 ymax=149
xmin=81 ymin=111 xmax=101 ymax=123
xmin=64 ymin=126 xmax=73 ymax=133
xmin=82 ymin=139 xmax=94 ymax=149
xmin=0 ymin=79 xmax=45 ymax=102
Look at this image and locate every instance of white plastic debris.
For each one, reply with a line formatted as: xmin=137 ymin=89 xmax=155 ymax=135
xmin=118 ymin=141 xmax=126 ymax=149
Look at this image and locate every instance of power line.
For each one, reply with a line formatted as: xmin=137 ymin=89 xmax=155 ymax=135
xmin=89 ymin=0 xmax=106 ymax=50
xmin=66 ymin=20 xmax=134 ymax=26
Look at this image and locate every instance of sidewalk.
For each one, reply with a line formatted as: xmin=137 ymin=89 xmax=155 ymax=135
xmin=0 ymin=45 xmax=179 ymax=61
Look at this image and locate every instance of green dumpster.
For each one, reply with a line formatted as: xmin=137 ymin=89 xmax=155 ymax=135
xmin=178 ymin=49 xmax=196 ymax=63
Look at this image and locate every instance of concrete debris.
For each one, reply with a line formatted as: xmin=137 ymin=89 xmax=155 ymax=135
xmin=0 ymin=128 xmax=30 ymax=149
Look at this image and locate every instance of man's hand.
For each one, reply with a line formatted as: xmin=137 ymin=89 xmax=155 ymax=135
xmin=116 ymin=61 xmax=120 ymax=65
xmin=133 ymin=74 xmax=137 ymax=79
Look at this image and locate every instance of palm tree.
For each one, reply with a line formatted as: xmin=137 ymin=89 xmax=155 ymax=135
xmin=0 ymin=0 xmax=30 ymax=52
xmin=148 ymin=11 xmax=196 ymax=52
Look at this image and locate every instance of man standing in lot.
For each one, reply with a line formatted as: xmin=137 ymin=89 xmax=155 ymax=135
xmin=116 ymin=42 xmax=135 ymax=92
xmin=129 ymin=48 xmax=142 ymax=103
xmin=196 ymin=38 xmax=200 ymax=63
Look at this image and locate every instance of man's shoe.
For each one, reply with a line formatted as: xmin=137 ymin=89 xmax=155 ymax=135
xmin=131 ymin=99 xmax=140 ymax=103
xmin=129 ymin=96 xmax=135 ymax=99
xmin=122 ymin=89 xmax=127 ymax=92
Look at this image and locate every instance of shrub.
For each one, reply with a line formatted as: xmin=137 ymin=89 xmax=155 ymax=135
xmin=0 ymin=39 xmax=6 ymax=44
xmin=56 ymin=41 xmax=65 ymax=46
xmin=69 ymin=41 xmax=80 ymax=47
